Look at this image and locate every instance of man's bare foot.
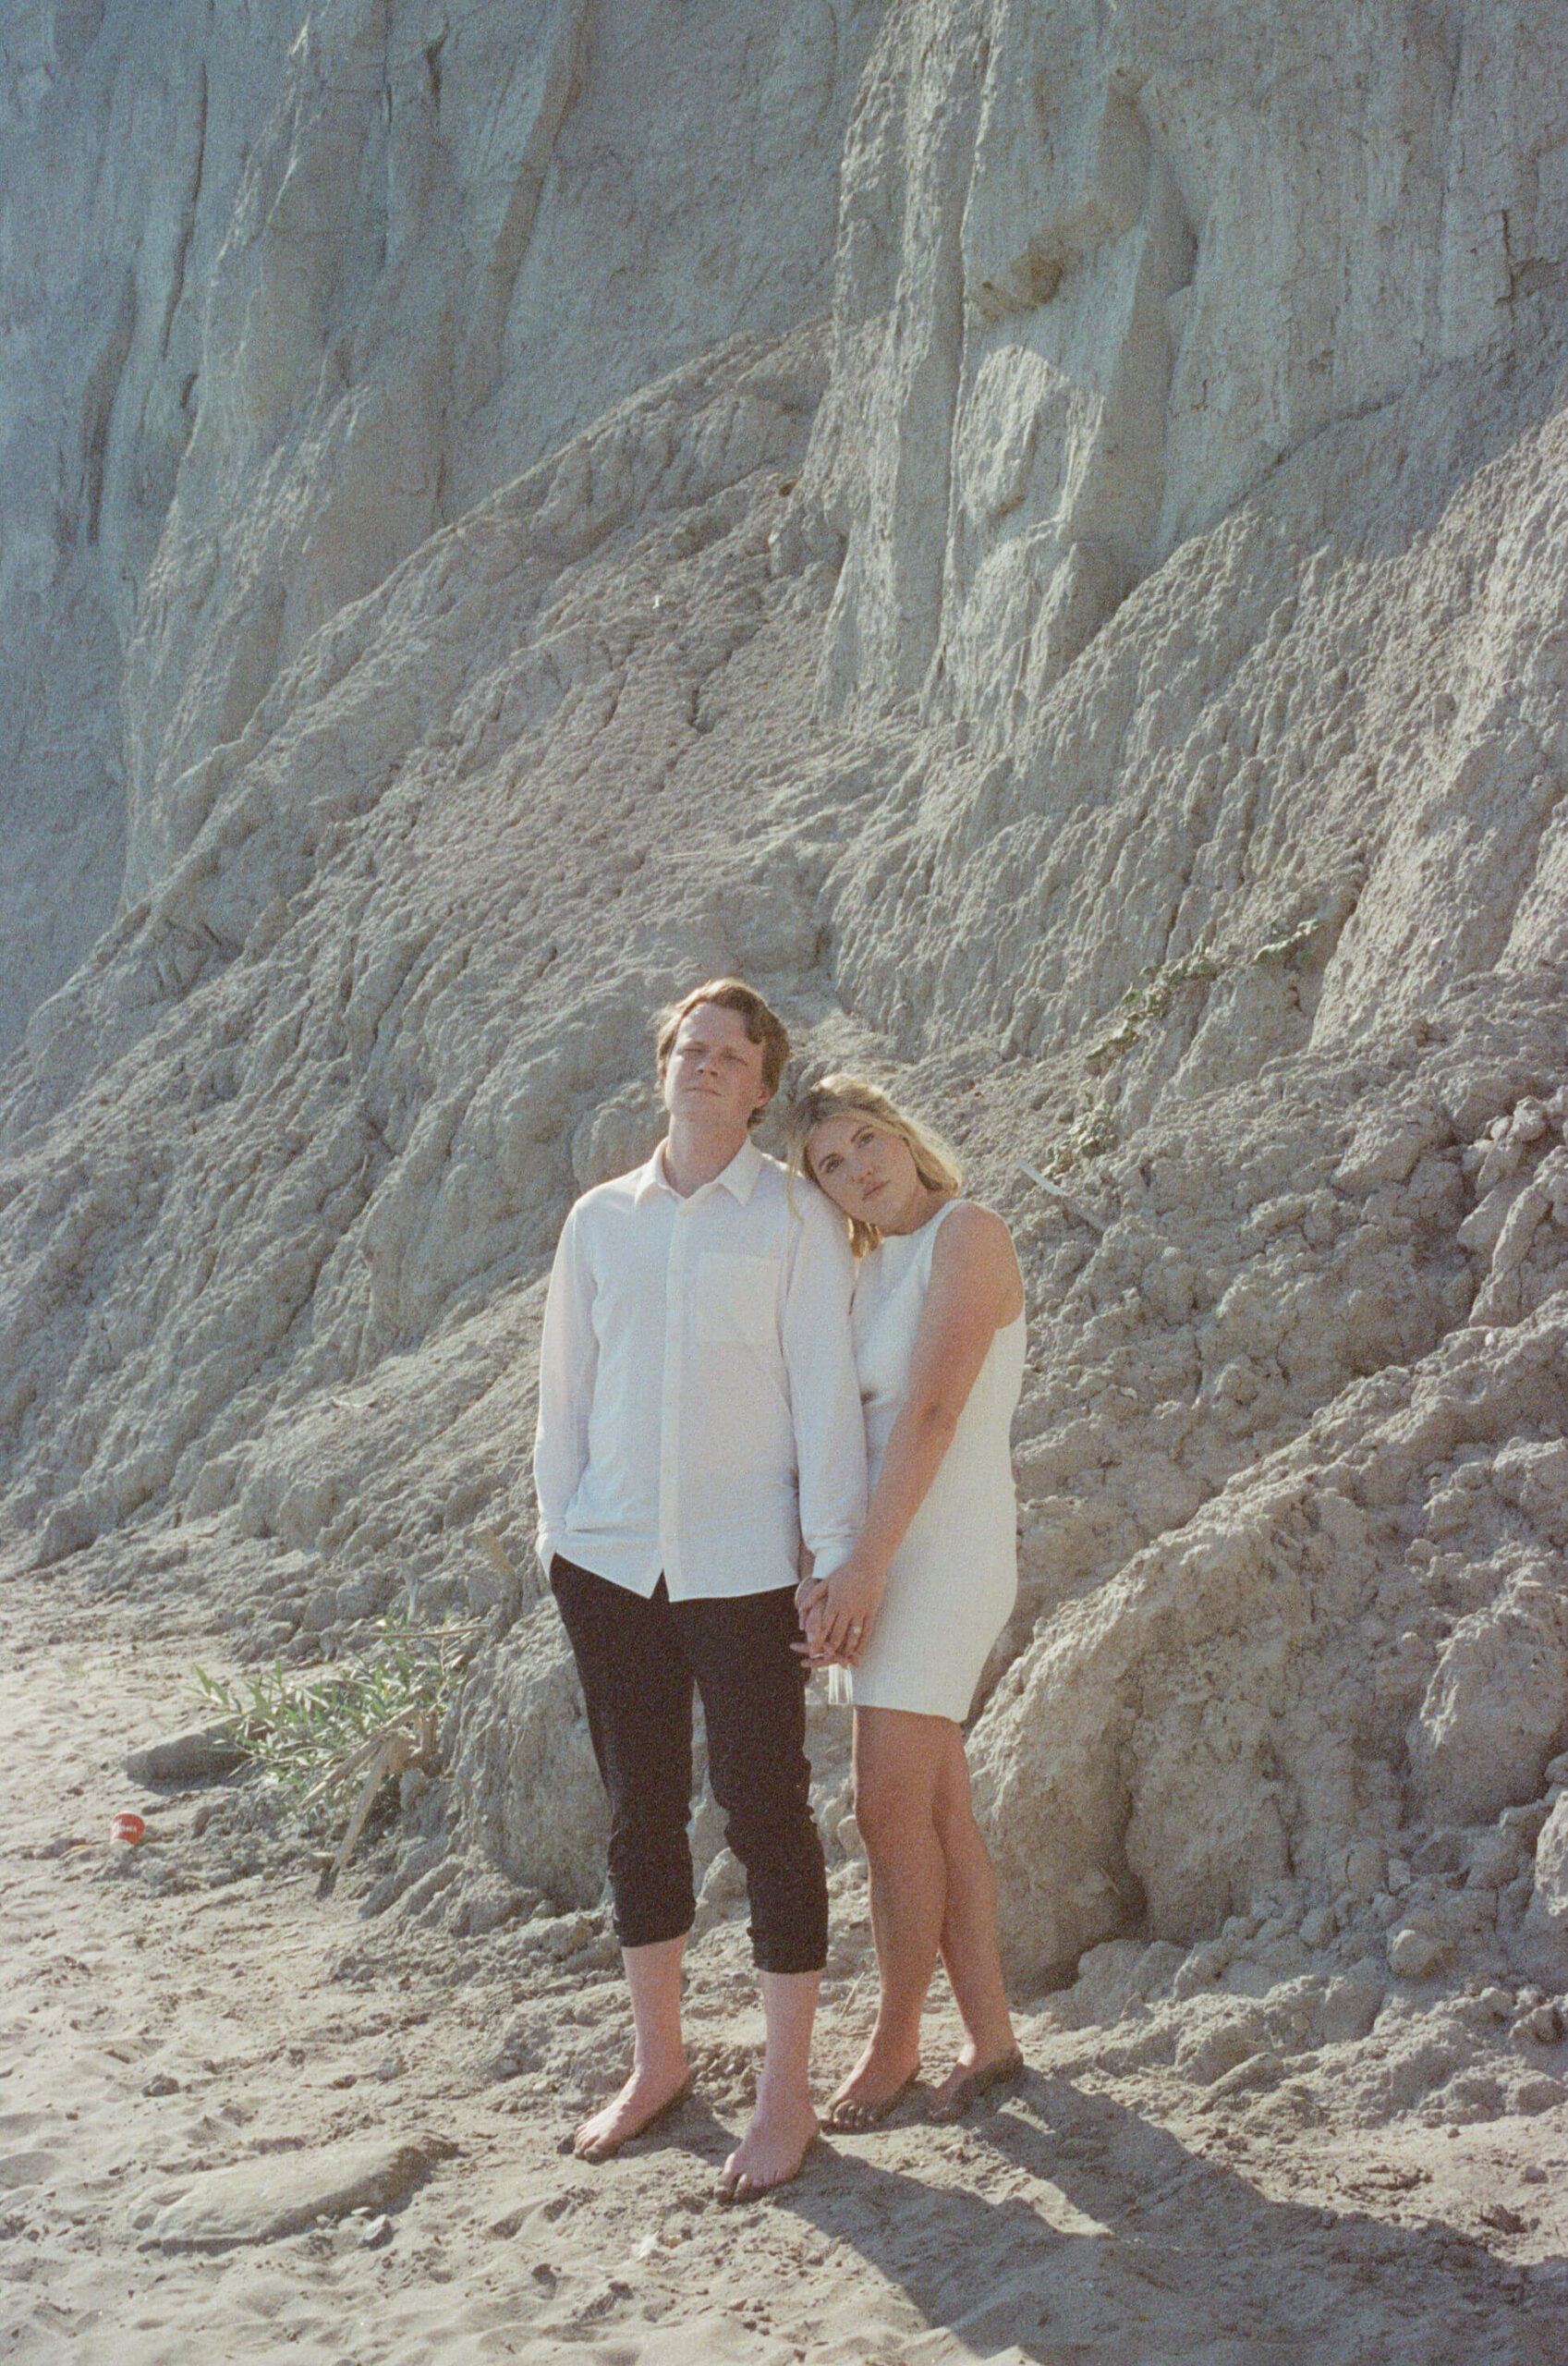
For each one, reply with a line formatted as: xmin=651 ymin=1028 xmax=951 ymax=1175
xmin=572 ymin=2066 xmax=693 ymax=2163
xmin=716 ymin=2092 xmax=820 ymax=2201
xmin=822 ymin=2036 xmax=923 ymax=2131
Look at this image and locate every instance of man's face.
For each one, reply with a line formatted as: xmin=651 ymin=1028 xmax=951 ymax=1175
xmin=662 ymin=1003 xmax=772 ymax=1134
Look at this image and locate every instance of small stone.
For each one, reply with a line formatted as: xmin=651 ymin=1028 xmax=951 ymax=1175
xmin=563 ymin=1929 xmax=621 ymax=1973
xmin=529 ymin=1910 xmax=597 ymax=1962
xmin=453 ymin=1881 xmax=540 ymax=1938
xmin=1208 ymin=2049 xmax=1286 ymax=2102
xmin=1466 ymin=1830 xmax=1523 ymax=1890
xmin=299 ymin=1585 xmax=339 ymax=1634
xmin=1319 ymin=1972 xmax=1383 ymax=2045
xmin=335 ymin=1578 xmax=381 ymax=1624
xmin=139 ymin=2137 xmax=451 ymax=2250
xmin=126 ymin=1730 xmax=249 ymax=1786
xmin=1342 ymin=1844 xmax=1384 ymax=1904
xmin=1388 ymin=1925 xmax=1446 ymax=1980
xmin=359 ymin=2214 xmax=395 ymax=2250
xmin=1172 ymin=1939 xmax=1231 ymax=1998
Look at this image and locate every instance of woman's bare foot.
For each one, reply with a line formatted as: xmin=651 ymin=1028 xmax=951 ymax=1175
xmin=822 ymin=2034 xmax=923 ymax=2131
xmin=716 ymin=2091 xmax=820 ymax=2201
xmin=572 ymin=2065 xmax=693 ymax=2163
xmin=929 ymin=2043 xmax=1024 ymax=2122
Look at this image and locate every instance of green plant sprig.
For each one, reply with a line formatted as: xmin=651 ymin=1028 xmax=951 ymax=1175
xmin=190 ymin=1609 xmax=482 ymax=1808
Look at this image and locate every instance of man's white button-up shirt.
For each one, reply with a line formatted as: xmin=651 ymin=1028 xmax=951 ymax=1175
xmin=534 ymin=1135 xmax=867 ymax=1601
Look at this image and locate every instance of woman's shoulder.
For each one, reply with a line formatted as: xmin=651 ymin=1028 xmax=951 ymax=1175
xmin=930 ymin=1198 xmax=1015 ymax=1261
xmin=928 ymin=1200 xmax=1024 ymax=1313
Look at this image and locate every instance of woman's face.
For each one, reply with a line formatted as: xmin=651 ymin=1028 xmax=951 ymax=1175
xmin=808 ymin=1112 xmax=924 ymax=1233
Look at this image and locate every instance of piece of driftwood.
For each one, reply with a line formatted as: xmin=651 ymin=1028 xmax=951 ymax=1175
xmin=308 ymin=1710 xmax=441 ymax=1898
xmin=1015 ymin=1159 xmax=1107 ymax=1236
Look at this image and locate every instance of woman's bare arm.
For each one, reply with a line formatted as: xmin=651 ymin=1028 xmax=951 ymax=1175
xmin=808 ymin=1204 xmax=1021 ymax=1663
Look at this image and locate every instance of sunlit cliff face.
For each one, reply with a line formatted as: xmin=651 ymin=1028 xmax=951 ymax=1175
xmin=818 ymin=1 xmax=1567 ymax=742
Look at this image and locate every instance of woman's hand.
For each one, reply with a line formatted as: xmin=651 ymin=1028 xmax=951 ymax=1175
xmin=811 ymin=1547 xmax=886 ymax=1664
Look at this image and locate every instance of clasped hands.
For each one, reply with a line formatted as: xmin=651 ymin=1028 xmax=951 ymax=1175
xmin=794 ymin=1547 xmax=886 ymax=1669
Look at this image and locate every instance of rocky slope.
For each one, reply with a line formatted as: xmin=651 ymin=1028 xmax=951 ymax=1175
xmin=3 ymin=0 xmax=1567 ymax=2122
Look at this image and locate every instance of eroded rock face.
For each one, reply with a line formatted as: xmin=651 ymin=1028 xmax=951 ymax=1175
xmin=2 ymin=1 xmax=1567 ymax=2023
xmin=1 ymin=0 xmax=882 ymax=1038
xmin=812 ymin=1 xmax=1568 ymax=729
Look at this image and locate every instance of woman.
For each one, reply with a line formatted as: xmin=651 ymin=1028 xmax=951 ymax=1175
xmin=786 ymin=1076 xmax=1026 ymax=2128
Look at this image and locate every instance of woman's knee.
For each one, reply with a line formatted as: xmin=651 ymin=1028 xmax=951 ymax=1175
xmin=931 ymin=1790 xmax=990 ymax=1870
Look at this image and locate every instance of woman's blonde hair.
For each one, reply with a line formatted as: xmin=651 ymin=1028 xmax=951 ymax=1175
xmin=784 ymin=1073 xmax=963 ymax=1254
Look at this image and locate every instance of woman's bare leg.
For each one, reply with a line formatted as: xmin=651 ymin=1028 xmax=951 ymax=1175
xmin=828 ymin=1707 xmax=952 ymax=2117
xmin=930 ymin=1733 xmax=1017 ymax=2109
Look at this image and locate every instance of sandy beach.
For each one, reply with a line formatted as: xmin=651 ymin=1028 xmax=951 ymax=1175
xmin=5 ymin=1552 xmax=1565 ymax=2366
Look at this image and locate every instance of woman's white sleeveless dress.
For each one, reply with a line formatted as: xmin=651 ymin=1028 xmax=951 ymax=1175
xmin=842 ymin=1201 xmax=1025 ymax=1723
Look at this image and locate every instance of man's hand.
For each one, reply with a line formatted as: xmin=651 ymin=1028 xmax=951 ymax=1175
xmin=795 ymin=1566 xmax=824 ymax=1618
xmin=793 ymin=1590 xmax=839 ymax=1668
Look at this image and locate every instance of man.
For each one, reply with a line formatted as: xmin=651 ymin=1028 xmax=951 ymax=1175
xmin=534 ymin=979 xmax=866 ymax=2199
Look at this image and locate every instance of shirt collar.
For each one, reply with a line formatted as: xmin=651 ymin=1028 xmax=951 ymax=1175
xmin=634 ymin=1134 xmax=765 ymax=1206
xmin=716 ymin=1136 xmax=765 ymax=1202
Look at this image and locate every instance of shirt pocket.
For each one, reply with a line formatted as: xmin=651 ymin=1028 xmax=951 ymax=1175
xmin=693 ymin=1251 xmax=780 ymax=1348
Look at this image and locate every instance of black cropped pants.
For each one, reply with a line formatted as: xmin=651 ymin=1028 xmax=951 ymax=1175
xmin=550 ymin=1555 xmax=827 ymax=1974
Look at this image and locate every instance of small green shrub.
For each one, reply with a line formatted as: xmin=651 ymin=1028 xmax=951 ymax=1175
xmin=190 ymin=1610 xmax=479 ymax=1806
